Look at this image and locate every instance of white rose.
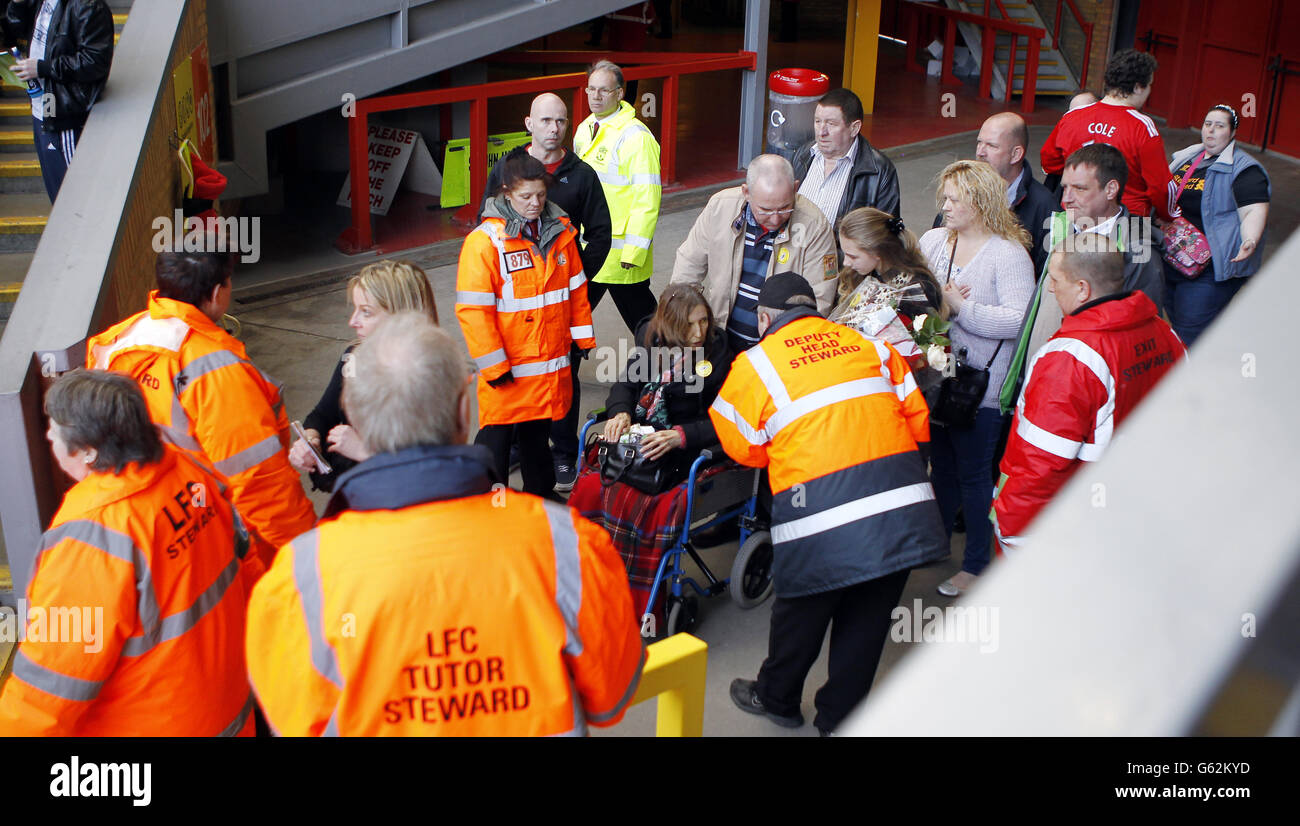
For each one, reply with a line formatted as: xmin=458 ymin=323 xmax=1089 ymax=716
xmin=927 ymin=344 xmax=949 ymax=372
xmin=913 ymin=313 xmax=928 ymax=333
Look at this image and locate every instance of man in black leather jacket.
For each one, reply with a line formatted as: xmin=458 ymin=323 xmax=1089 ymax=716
xmin=791 ymin=88 xmax=901 ymax=238
xmin=4 ymin=0 xmax=113 ymax=200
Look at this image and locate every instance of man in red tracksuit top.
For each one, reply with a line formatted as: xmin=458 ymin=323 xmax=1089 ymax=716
xmin=1041 ymin=49 xmax=1178 ymax=222
xmin=992 ymin=238 xmax=1185 ymax=552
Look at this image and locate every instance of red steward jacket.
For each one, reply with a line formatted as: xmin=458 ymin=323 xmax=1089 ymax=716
xmin=992 ymin=291 xmax=1185 ymax=551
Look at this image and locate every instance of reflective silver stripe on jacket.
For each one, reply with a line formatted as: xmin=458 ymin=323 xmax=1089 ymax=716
xmin=12 ymin=649 xmax=104 ymax=702
xmin=39 ymin=520 xmax=160 ymax=651
xmin=541 ymin=500 xmax=583 ymax=657
xmin=213 ymin=433 xmax=283 ymax=477
xmin=511 ymin=355 xmax=571 ymax=378
xmin=292 ymin=530 xmax=343 ymax=687
xmin=120 ymin=557 xmax=241 ymax=657
xmin=217 ymin=691 xmax=257 ymax=736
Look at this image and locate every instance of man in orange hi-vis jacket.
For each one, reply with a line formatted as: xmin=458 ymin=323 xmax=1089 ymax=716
xmin=709 ymin=273 xmax=948 ymax=736
xmin=86 ymin=249 xmax=315 ymax=565
xmin=245 ymin=313 xmax=643 ymax=736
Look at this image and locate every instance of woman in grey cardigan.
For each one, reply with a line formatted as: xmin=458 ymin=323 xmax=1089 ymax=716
xmin=1163 ymin=104 xmax=1271 ymax=347
xmin=919 ymin=160 xmax=1035 ymax=597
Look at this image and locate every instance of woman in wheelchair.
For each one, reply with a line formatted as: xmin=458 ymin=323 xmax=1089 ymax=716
xmin=599 ymin=283 xmax=733 ymax=476
xmin=569 ymin=284 xmax=736 ymax=624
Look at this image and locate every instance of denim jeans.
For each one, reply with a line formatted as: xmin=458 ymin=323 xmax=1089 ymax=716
xmin=1163 ymin=260 xmax=1246 ymax=348
xmin=929 ymin=406 xmax=1005 ymax=576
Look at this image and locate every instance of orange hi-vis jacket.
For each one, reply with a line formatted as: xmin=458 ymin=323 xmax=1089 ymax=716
xmin=709 ymin=308 xmax=949 ymax=597
xmin=0 ymin=445 xmax=258 ymax=736
xmin=456 ymin=199 xmax=596 ymax=426
xmin=87 ymin=291 xmax=316 ymax=560
xmin=245 ymin=444 xmax=645 ymax=736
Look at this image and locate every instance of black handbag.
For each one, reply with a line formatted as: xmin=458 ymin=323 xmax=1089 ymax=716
xmin=597 ymin=439 xmax=682 ymax=495
xmin=931 ymin=235 xmax=1002 ymax=429
xmin=931 ymin=343 xmax=1001 ymax=429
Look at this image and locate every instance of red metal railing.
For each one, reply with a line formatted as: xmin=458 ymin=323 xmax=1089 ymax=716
xmin=339 ymin=50 xmax=756 ymax=253
xmin=1054 ymin=0 xmax=1094 ymax=89
xmin=901 ymin=0 xmax=1045 ymax=113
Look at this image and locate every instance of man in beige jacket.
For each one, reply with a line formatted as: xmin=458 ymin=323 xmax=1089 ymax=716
xmin=670 ymin=154 xmax=838 ymax=353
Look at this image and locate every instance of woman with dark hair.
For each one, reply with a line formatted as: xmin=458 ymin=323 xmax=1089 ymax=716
xmin=455 ymin=152 xmax=595 ymax=497
xmin=600 ymin=283 xmax=732 ymax=461
xmin=1162 ymin=103 xmax=1271 ymax=347
xmin=569 ymin=284 xmax=732 ymax=624
xmin=0 ymin=369 xmax=259 ymax=736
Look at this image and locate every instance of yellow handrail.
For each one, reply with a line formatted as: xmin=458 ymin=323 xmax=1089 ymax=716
xmin=628 ymin=633 xmax=708 ymax=737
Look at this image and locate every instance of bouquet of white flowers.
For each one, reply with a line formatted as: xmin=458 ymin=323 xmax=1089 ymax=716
xmin=829 ymin=277 xmax=948 ymax=361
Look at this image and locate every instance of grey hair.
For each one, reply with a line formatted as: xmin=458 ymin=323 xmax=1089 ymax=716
xmin=746 ymin=153 xmax=796 ymax=190
xmin=588 ymin=59 xmax=624 ymax=89
xmin=342 ymin=312 xmax=469 ymax=454
xmin=45 ymin=368 xmax=164 ymax=474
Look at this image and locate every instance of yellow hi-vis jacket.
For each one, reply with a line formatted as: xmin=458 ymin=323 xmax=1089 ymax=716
xmin=574 ymin=100 xmax=661 ymax=285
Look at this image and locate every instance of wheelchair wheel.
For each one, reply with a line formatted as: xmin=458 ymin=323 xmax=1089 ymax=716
xmin=729 ymin=530 xmax=774 ymax=608
xmin=665 ymin=595 xmax=699 ymax=636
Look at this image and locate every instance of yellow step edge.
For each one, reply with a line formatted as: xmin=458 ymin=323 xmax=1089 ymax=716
xmin=1013 ymin=74 xmax=1069 ymax=81
xmin=1 ymin=282 xmax=22 ymax=301
xmin=0 ymin=130 xmax=33 ymax=145
xmin=0 ymin=216 xmax=47 ymax=232
xmin=0 ymin=158 xmax=41 ymax=176
xmin=0 ymin=102 xmax=28 ymax=116
xmin=113 ymin=13 xmax=128 ymax=25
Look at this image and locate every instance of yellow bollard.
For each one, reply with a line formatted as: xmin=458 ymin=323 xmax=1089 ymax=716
xmin=628 ymin=633 xmax=708 ymax=737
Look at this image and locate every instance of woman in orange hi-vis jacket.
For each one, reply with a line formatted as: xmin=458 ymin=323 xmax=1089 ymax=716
xmin=457 ymin=153 xmax=596 ymax=496
xmin=0 ymin=370 xmax=258 ymax=736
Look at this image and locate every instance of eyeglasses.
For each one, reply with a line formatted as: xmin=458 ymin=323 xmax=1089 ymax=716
xmin=752 ymin=206 xmax=795 ymax=218
xmin=585 ymin=86 xmax=620 ymax=97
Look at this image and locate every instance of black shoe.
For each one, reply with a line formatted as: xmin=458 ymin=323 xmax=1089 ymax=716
xmin=508 ymin=443 xmax=521 ymax=473
xmin=554 ymin=457 xmax=577 ymax=493
xmin=729 ymin=678 xmax=804 ymax=728
xmin=817 ymin=726 xmax=836 ymax=737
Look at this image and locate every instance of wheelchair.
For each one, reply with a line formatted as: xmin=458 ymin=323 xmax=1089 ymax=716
xmin=577 ymin=412 xmax=775 ymax=638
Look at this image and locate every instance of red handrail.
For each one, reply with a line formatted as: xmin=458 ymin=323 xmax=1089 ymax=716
xmin=338 ymin=50 xmax=756 ymax=253
xmin=901 ymin=0 xmax=1044 ymax=114
xmin=1055 ymin=0 xmax=1095 ymax=88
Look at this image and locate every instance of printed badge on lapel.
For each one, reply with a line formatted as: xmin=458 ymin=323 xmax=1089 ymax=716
xmin=505 ymin=250 xmax=533 ymax=273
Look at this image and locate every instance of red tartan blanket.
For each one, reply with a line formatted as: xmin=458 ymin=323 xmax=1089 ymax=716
xmin=569 ymin=454 xmax=732 ymax=624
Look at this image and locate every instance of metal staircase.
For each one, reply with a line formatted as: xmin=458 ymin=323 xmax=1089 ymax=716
xmin=210 ymin=0 xmax=644 ymax=200
xmin=0 ymin=2 xmax=132 ymax=320
xmin=943 ymin=0 xmax=1078 ymax=100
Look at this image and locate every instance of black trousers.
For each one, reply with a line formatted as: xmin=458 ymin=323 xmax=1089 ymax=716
xmin=586 ymin=279 xmax=658 ymax=334
xmin=756 ymin=568 xmax=911 ymax=732
xmin=550 ymin=355 xmax=584 ymax=461
xmin=476 ymin=419 xmax=555 ymax=497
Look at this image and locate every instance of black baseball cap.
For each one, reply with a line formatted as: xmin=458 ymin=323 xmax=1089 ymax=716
xmin=757 ymin=272 xmax=817 ymax=312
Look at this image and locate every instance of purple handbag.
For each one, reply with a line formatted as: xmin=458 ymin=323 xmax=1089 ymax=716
xmin=1162 ymin=150 xmax=1213 ymax=278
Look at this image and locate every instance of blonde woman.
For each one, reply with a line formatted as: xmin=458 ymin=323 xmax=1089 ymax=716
xmin=919 ymin=160 xmax=1034 ymax=597
xmin=288 ymin=260 xmax=439 ymax=491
